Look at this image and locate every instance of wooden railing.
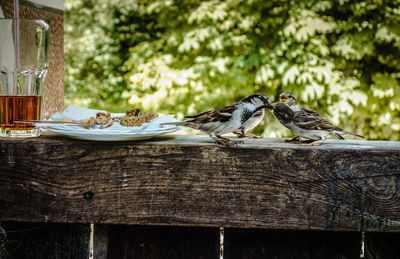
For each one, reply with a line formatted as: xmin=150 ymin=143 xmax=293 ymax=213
xmin=1 ymin=133 xmax=400 ymax=258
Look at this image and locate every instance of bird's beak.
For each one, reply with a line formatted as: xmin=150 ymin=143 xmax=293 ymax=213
xmin=266 ymin=103 xmax=274 ymax=110
xmin=280 ymin=95 xmax=288 ymax=102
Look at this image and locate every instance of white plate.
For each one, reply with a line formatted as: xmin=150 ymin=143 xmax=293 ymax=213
xmin=39 ymin=105 xmax=182 ymax=141
xmin=42 ymin=124 xmax=181 ymax=141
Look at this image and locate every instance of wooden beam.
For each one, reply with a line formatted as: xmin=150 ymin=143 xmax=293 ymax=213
xmin=93 ymin=224 xmax=109 ymax=259
xmin=1 ymin=134 xmax=400 ymax=231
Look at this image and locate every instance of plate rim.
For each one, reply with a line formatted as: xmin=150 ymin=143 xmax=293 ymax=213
xmin=42 ymin=125 xmax=182 ymax=141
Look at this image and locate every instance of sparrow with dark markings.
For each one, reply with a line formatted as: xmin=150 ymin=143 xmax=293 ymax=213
xmin=268 ymin=93 xmax=364 ymax=145
xmin=233 ymin=109 xmax=265 ymax=138
xmin=279 ymin=92 xmax=298 ymax=108
xmin=162 ymin=94 xmax=270 ymax=146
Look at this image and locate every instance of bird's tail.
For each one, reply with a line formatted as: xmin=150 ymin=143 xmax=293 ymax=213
xmin=334 ymin=133 xmax=345 ymax=140
xmin=337 ymin=130 xmax=365 ymax=139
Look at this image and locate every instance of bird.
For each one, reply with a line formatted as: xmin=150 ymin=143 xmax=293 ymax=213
xmin=232 ymin=109 xmax=265 ymax=138
xmin=279 ymin=92 xmax=302 ymax=112
xmin=161 ymin=94 xmax=270 ymax=145
xmin=268 ymin=93 xmax=364 ymax=145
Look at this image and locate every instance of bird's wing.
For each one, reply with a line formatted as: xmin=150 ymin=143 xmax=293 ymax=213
xmin=294 ymin=107 xmax=336 ymax=130
xmin=295 ymin=107 xmax=363 ymax=137
xmin=252 ymin=109 xmax=264 ymax=117
xmin=184 ymin=109 xmax=213 ymax=119
xmin=271 ymin=102 xmax=295 ymax=125
xmin=189 ymin=104 xmax=235 ymax=123
xmin=301 ymin=106 xmax=321 ymax=116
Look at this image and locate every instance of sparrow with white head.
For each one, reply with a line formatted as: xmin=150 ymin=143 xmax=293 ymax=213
xmin=268 ymin=93 xmax=364 ymax=145
xmin=162 ymin=94 xmax=270 ymax=145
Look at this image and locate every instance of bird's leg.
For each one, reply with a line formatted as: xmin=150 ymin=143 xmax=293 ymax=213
xmin=217 ymin=135 xmax=231 ymax=141
xmin=334 ymin=133 xmax=345 ymax=140
xmin=233 ymin=131 xmax=263 ymax=139
xmin=299 ymin=139 xmax=324 ymax=146
xmin=233 ymin=131 xmax=246 ymax=138
xmin=244 ymin=133 xmax=263 ymax=139
xmin=220 ymin=135 xmax=244 ymax=145
xmin=210 ymin=135 xmax=231 ymax=146
xmin=211 ymin=134 xmax=243 ymax=146
xmin=299 ymin=139 xmax=314 ymax=143
xmin=285 ymin=136 xmax=301 ymax=143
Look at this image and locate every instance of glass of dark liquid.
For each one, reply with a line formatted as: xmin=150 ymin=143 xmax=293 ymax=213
xmin=0 ymin=19 xmax=49 ymax=137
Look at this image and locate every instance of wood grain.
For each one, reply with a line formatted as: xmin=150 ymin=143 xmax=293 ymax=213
xmin=0 ymin=135 xmax=400 ymax=231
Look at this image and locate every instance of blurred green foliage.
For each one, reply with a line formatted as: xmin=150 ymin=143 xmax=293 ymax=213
xmin=65 ymin=0 xmax=400 ymax=139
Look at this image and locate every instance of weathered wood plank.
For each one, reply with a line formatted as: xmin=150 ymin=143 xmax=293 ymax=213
xmin=0 ymin=134 xmax=400 ymax=231
xmin=0 ymin=221 xmax=89 ymax=259
xmin=224 ymin=228 xmax=361 ymax=259
xmin=106 ymin=225 xmax=219 ymax=259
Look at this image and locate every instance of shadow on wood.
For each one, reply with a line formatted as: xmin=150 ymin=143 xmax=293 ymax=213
xmin=105 ymin=225 xmax=219 ymax=259
xmin=0 ymin=221 xmax=89 ymax=259
xmin=224 ymin=228 xmax=361 ymax=259
xmin=365 ymin=232 xmax=400 ymax=259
